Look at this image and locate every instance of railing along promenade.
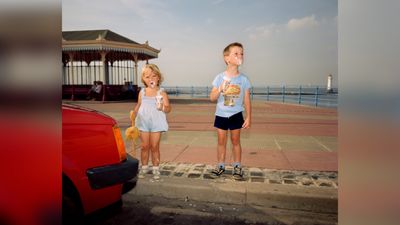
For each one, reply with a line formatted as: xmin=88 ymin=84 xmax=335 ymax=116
xmin=161 ymin=86 xmax=338 ymax=108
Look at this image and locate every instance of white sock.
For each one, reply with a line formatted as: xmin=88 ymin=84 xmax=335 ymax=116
xmin=141 ymin=165 xmax=149 ymax=171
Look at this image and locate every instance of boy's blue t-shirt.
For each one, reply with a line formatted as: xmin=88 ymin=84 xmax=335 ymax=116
xmin=212 ymin=72 xmax=251 ymax=117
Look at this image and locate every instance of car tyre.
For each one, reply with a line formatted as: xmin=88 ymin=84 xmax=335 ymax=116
xmin=62 ymin=179 xmax=84 ymax=224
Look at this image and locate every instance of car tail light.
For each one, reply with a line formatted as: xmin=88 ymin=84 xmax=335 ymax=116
xmin=112 ymin=125 xmax=127 ymax=162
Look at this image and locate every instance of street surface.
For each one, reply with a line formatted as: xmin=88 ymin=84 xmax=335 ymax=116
xmin=84 ymin=195 xmax=337 ymax=225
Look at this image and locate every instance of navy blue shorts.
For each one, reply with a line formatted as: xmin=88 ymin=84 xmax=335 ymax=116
xmin=214 ymin=112 xmax=244 ymax=130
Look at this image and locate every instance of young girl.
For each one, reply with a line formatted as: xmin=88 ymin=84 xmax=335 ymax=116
xmin=133 ymin=64 xmax=171 ymax=180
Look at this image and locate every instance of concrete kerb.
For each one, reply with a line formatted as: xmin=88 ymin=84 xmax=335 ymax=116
xmin=128 ymin=176 xmax=337 ymax=214
xmin=245 ymin=182 xmax=337 ymax=213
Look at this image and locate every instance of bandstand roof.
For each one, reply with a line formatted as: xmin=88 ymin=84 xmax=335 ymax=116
xmin=62 ymin=29 xmax=160 ymax=61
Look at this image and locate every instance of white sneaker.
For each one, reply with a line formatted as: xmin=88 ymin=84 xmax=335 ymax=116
xmin=153 ymin=169 xmax=161 ymax=180
xmin=138 ymin=166 xmax=149 ymax=179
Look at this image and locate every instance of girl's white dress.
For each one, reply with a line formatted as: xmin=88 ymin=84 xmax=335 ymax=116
xmin=135 ymin=88 xmax=168 ymax=132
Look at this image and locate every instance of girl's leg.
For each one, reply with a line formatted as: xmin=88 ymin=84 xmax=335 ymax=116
xmin=138 ymin=132 xmax=151 ymax=178
xmin=140 ymin=132 xmax=151 ymax=166
xmin=217 ymin=128 xmax=228 ymax=164
xmin=149 ymin=132 xmax=162 ymax=179
xmin=149 ymin=132 xmax=162 ymax=166
xmin=230 ymin=129 xmax=242 ymax=164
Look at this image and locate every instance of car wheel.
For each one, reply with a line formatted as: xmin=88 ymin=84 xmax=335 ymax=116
xmin=62 ymin=179 xmax=84 ymax=224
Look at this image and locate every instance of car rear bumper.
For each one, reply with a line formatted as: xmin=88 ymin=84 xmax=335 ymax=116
xmin=86 ymin=155 xmax=139 ymax=190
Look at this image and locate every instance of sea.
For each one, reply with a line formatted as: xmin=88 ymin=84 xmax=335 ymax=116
xmin=161 ymin=86 xmax=338 ymax=108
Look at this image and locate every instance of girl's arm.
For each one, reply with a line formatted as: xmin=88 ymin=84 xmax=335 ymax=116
xmin=133 ymin=90 xmax=142 ymax=115
xmin=161 ymin=91 xmax=171 ymax=113
xmin=242 ymin=89 xmax=251 ymax=129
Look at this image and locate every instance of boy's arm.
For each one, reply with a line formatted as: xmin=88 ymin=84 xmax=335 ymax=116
xmin=242 ymin=89 xmax=251 ymax=129
xmin=209 ymin=86 xmax=220 ymax=102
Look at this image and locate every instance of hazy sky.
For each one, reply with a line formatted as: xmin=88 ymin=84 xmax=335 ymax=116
xmin=62 ymin=0 xmax=337 ymax=87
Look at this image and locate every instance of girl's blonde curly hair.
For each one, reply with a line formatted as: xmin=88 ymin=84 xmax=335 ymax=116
xmin=141 ymin=64 xmax=164 ymax=87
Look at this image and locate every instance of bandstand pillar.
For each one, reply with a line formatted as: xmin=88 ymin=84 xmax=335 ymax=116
xmin=68 ymin=53 xmax=75 ymax=100
xmin=132 ymin=53 xmax=139 ymax=86
xmin=100 ymin=51 xmax=108 ymax=101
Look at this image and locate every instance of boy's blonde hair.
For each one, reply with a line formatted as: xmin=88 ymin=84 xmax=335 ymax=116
xmin=223 ymin=42 xmax=243 ymax=65
xmin=141 ymin=63 xmax=164 ymax=87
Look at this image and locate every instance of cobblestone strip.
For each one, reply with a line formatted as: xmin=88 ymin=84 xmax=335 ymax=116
xmin=159 ymin=162 xmax=338 ymax=189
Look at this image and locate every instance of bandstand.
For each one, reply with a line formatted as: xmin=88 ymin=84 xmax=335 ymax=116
xmin=62 ymin=29 xmax=160 ymax=101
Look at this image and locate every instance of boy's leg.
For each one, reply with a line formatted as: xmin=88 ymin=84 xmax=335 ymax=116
xmin=230 ymin=129 xmax=242 ymax=163
xmin=211 ymin=129 xmax=228 ymax=177
xmin=230 ymin=129 xmax=244 ymax=180
xmin=149 ymin=132 xmax=162 ymax=179
xmin=217 ymin=128 xmax=228 ymax=165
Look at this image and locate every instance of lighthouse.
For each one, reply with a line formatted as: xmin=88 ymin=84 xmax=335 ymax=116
xmin=327 ymin=74 xmax=333 ymax=93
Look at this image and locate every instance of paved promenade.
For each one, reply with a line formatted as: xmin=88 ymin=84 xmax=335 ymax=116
xmin=67 ymin=98 xmax=337 ymax=171
xmin=64 ymin=98 xmax=338 ymax=214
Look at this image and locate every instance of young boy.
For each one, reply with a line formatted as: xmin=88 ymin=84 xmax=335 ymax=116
xmin=209 ymin=42 xmax=251 ymax=180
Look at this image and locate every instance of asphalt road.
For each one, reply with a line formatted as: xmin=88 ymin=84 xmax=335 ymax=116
xmin=83 ymin=195 xmax=337 ymax=225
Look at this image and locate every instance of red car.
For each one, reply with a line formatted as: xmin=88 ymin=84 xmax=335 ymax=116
xmin=62 ymin=104 xmax=138 ymax=222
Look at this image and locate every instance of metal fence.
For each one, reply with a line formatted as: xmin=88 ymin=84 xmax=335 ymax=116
xmin=158 ymin=86 xmax=338 ymax=108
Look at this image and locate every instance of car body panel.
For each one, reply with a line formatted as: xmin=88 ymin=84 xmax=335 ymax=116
xmin=62 ymin=104 xmax=138 ymax=215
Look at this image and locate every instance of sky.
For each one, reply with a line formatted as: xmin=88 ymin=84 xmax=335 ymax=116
xmin=62 ymin=0 xmax=337 ymax=87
